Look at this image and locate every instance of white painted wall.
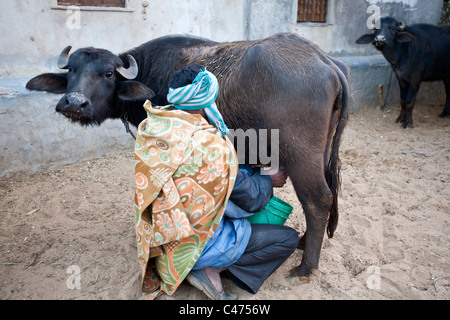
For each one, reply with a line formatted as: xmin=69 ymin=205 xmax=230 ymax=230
xmin=247 ymin=0 xmax=444 ymax=55
xmin=0 ymin=0 xmax=246 ymax=76
xmin=0 ymin=0 xmax=444 ymax=76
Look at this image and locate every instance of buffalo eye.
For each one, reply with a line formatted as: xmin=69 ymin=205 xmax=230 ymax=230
xmin=105 ymin=71 xmax=114 ymax=78
xmin=67 ymin=66 xmax=73 ymax=72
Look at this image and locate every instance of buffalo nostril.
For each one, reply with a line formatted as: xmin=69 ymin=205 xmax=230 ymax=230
xmin=79 ymin=101 xmax=88 ymax=109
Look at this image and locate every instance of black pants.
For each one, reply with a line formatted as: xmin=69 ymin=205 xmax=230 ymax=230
xmin=226 ymin=224 xmax=299 ymax=294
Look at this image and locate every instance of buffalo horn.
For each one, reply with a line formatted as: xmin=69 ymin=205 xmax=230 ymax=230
xmin=396 ymin=21 xmax=406 ymax=31
xmin=57 ymin=45 xmax=72 ymax=69
xmin=116 ymin=54 xmax=139 ymax=79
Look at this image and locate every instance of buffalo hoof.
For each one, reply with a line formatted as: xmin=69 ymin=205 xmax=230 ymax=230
xmin=289 ymin=266 xmax=319 ymax=282
xmin=397 ymin=118 xmax=413 ymax=128
xmin=396 ymin=112 xmax=413 ymax=128
xmin=395 ymin=113 xmax=403 ymax=124
xmin=439 ymin=111 xmax=449 ymax=118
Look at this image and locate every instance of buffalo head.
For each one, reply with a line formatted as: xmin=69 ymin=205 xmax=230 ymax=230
xmin=26 ymin=46 xmax=155 ymax=125
xmin=356 ymin=17 xmax=414 ymax=51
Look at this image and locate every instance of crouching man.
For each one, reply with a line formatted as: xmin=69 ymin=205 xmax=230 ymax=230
xmin=134 ymin=64 xmax=298 ymax=300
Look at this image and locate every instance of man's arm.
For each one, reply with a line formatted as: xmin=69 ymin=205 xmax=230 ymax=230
xmin=229 ymin=166 xmax=273 ymax=213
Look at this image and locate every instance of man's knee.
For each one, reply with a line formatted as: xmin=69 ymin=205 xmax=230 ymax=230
xmin=283 ymin=226 xmax=299 ymax=252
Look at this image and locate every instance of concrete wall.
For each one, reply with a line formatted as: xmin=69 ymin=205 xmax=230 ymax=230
xmin=0 ymin=0 xmax=446 ymax=177
xmin=0 ymin=78 xmax=134 ymax=177
xmin=0 ymin=0 xmax=246 ymax=76
xmin=245 ymin=0 xmax=444 ymax=55
xmin=341 ymin=55 xmax=445 ymax=112
xmin=243 ymin=0 xmax=446 ymax=116
xmin=1 ymin=0 xmax=443 ymax=76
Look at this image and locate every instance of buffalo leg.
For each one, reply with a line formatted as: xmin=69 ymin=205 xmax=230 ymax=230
xmin=439 ymin=78 xmax=450 ymax=118
xmin=288 ymin=157 xmax=333 ymax=278
xmin=396 ymin=82 xmax=419 ymax=128
xmin=396 ymin=80 xmax=409 ymax=125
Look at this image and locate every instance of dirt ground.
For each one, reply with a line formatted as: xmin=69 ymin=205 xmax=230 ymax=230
xmin=1 ymin=101 xmax=449 ymax=300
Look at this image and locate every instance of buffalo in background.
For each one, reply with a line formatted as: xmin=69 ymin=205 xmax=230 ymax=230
xmin=356 ymin=17 xmax=450 ymax=128
xmin=26 ymin=33 xmax=351 ymax=279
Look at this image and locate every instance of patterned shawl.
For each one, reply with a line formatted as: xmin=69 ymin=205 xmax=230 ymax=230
xmin=134 ymin=100 xmax=238 ymax=297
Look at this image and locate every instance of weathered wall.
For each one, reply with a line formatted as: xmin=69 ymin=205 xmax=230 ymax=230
xmin=0 ymin=0 xmax=246 ymax=77
xmin=2 ymin=0 xmax=443 ymax=76
xmin=245 ymin=0 xmax=444 ymax=55
xmin=0 ymin=78 xmax=134 ymax=177
xmin=342 ymin=55 xmax=445 ymax=112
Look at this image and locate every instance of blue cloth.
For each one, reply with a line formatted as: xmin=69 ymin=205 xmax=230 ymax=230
xmin=192 ymin=165 xmax=273 ymax=270
xmin=166 ymin=69 xmax=230 ymax=136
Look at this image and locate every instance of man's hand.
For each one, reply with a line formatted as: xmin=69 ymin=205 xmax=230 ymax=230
xmin=270 ymin=169 xmax=288 ymax=188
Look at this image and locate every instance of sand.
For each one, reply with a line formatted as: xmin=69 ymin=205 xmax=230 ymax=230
xmin=1 ymin=101 xmax=449 ymax=300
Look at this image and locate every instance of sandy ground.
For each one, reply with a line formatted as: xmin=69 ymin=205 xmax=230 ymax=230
xmin=1 ymin=101 xmax=449 ymax=300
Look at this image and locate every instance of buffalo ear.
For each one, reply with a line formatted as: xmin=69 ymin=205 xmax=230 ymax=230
xmin=26 ymin=73 xmax=67 ymax=94
xmin=118 ymin=81 xmax=155 ymax=101
xmin=396 ymin=31 xmax=414 ymax=43
xmin=356 ymin=34 xmax=375 ymax=44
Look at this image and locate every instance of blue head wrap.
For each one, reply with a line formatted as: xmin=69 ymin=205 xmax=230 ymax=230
xmin=166 ymin=69 xmax=229 ymax=136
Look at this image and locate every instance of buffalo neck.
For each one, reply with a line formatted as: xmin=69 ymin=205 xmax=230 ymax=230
xmin=120 ymin=100 xmax=148 ymax=128
xmin=380 ymin=43 xmax=402 ymax=68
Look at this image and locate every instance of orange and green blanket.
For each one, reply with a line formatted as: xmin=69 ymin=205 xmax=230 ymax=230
xmin=134 ymin=101 xmax=238 ymax=297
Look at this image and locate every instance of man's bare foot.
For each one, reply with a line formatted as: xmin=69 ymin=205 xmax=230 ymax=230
xmin=203 ymin=267 xmax=226 ymax=293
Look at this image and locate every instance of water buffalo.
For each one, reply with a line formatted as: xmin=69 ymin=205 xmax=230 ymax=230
xmin=356 ymin=17 xmax=450 ymax=128
xmin=26 ymin=33 xmax=351 ymax=279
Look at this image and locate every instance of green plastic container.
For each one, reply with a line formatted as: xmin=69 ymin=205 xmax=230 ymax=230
xmin=247 ymin=196 xmax=293 ymax=226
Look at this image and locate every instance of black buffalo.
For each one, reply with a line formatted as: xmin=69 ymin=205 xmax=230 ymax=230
xmin=356 ymin=17 xmax=450 ymax=128
xmin=26 ymin=33 xmax=351 ymax=279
